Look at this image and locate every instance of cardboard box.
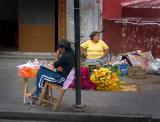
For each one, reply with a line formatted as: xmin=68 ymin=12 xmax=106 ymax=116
xmin=126 ymin=51 xmax=154 ymax=70
xmin=128 ymin=66 xmax=147 ymax=79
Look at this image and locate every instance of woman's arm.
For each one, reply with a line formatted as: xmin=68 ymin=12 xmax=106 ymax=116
xmin=101 ymin=40 xmax=109 ymax=58
xmin=54 ymin=53 xmax=68 ymax=72
xmin=103 ymin=48 xmax=109 ymax=58
xmin=81 ymin=47 xmax=88 ymax=58
xmin=81 ymin=40 xmax=89 ymax=58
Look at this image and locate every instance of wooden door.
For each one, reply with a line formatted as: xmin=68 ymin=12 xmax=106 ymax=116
xmin=19 ymin=0 xmax=55 ymax=52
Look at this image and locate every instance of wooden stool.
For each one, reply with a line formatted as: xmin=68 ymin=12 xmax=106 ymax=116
xmin=39 ymin=81 xmax=65 ymax=111
xmin=39 ymin=68 xmax=75 ymax=111
xmin=23 ymin=78 xmax=35 ymax=104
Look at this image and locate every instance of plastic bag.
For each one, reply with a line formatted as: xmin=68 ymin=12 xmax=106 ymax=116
xmin=147 ymin=58 xmax=160 ymax=74
xmin=118 ymin=64 xmax=129 ymax=75
xmin=18 ymin=66 xmax=39 ymax=78
xmin=17 ymin=60 xmax=39 ymax=78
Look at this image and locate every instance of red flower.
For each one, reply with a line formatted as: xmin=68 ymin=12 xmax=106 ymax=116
xmin=69 ymin=66 xmax=96 ymax=90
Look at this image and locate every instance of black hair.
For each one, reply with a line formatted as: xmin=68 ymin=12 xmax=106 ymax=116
xmin=89 ymin=31 xmax=100 ymax=40
xmin=58 ymin=39 xmax=73 ymax=52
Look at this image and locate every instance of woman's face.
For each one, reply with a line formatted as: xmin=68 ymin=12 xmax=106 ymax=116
xmin=92 ymin=33 xmax=100 ymax=42
xmin=59 ymin=47 xmax=65 ymax=54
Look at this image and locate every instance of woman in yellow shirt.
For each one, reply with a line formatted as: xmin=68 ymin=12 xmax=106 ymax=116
xmin=81 ymin=31 xmax=109 ymax=66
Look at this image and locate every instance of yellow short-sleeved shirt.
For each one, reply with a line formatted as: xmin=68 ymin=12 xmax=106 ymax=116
xmin=81 ymin=40 xmax=109 ymax=59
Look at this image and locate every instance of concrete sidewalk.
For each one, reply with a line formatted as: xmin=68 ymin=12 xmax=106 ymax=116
xmin=0 ymin=51 xmax=53 ymax=59
xmin=0 ymin=54 xmax=160 ymax=121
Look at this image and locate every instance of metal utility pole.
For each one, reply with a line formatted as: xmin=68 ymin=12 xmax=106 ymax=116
xmin=73 ymin=0 xmax=85 ymax=111
xmin=74 ymin=0 xmax=81 ymax=106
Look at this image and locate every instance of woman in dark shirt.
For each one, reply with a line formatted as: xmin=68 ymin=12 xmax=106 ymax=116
xmin=32 ymin=40 xmax=74 ymax=98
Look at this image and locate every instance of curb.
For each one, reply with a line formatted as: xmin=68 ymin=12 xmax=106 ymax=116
xmin=0 ymin=110 xmax=155 ymax=122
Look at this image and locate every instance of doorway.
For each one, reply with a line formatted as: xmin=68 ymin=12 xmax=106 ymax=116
xmin=19 ymin=0 xmax=58 ymax=52
xmin=0 ymin=0 xmax=18 ymax=51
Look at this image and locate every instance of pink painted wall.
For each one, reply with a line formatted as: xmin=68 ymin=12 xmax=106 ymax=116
xmin=103 ymin=0 xmax=160 ymax=58
xmin=103 ymin=0 xmax=124 ymax=19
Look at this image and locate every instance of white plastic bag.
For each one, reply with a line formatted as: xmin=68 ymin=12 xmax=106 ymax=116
xmin=147 ymin=58 xmax=160 ymax=74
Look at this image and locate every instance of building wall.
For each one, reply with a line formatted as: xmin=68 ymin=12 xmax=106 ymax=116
xmin=103 ymin=0 xmax=125 ymax=55
xmin=103 ymin=0 xmax=124 ymax=19
xmin=19 ymin=0 xmax=55 ymax=52
xmin=103 ymin=19 xmax=123 ymax=55
xmin=103 ymin=0 xmax=160 ymax=57
xmin=121 ymin=22 xmax=160 ymax=57
xmin=66 ymin=0 xmax=103 ymax=45
xmin=58 ymin=0 xmax=67 ymax=41
xmin=122 ymin=8 xmax=160 ymax=18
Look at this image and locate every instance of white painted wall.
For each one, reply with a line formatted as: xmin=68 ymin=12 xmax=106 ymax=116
xmin=66 ymin=0 xmax=103 ymax=45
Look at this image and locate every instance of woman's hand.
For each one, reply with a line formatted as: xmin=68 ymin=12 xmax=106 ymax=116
xmin=82 ymin=52 xmax=88 ymax=58
xmin=102 ymin=49 xmax=109 ymax=59
xmin=57 ymin=66 xmax=64 ymax=72
xmin=54 ymin=49 xmax=61 ymax=61
xmin=81 ymin=48 xmax=88 ymax=58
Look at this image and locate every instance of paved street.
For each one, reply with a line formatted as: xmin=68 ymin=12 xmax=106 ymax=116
xmin=0 ymin=54 xmax=160 ymax=122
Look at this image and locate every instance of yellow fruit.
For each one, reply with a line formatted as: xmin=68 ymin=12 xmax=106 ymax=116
xmin=90 ymin=74 xmax=96 ymax=81
xmin=93 ymin=69 xmax=98 ymax=73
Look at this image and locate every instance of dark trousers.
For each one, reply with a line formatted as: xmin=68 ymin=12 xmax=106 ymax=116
xmin=33 ymin=66 xmax=65 ymax=97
